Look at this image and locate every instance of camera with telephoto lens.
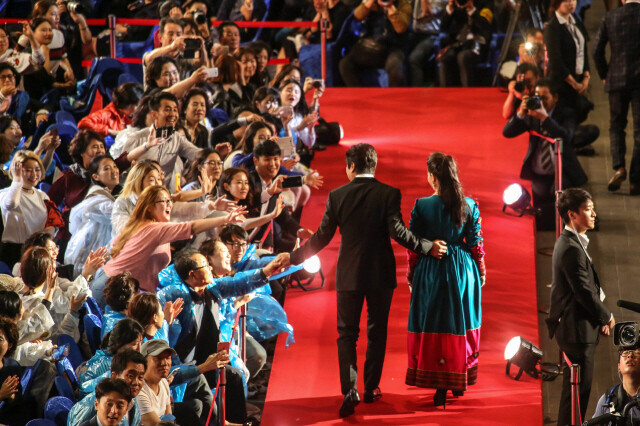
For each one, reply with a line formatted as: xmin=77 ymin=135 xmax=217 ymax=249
xmin=525 ymin=95 xmax=542 ymax=110
xmin=614 ymin=322 xmax=640 ymax=348
xmin=63 ymin=1 xmax=84 ymax=14
xmin=514 ymin=78 xmax=532 ymax=94
xmin=193 ymin=10 xmax=207 ymax=25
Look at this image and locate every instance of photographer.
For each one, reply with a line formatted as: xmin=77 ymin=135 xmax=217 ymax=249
xmin=590 ymin=345 xmax=640 ymax=425
xmin=56 ymin=0 xmax=94 ymax=79
xmin=143 ymin=17 xmax=208 ymax=79
xmin=502 ymin=62 xmax=540 ymax=120
xmin=338 ymin=0 xmax=412 ymax=87
xmin=502 ymin=78 xmax=587 ymax=229
xmin=437 ymin=0 xmax=494 ymax=87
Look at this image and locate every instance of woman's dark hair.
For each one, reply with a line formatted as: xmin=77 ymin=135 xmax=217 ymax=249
xmin=218 ymin=167 xmax=253 ymax=207
xmin=131 ymin=95 xmax=153 ymax=128
xmin=146 ymin=55 xmax=178 ymax=89
xmin=29 ymin=16 xmax=52 ymax=31
xmin=218 ymin=224 xmax=248 ymax=244
xmin=22 ymin=230 xmax=55 ymax=254
xmin=198 ymin=238 xmax=220 ymax=258
xmin=104 ymin=272 xmax=140 ymax=312
xmin=20 ymin=246 xmax=52 ymax=289
xmin=181 ymin=18 xmax=202 ymax=38
xmin=0 ymin=135 xmax=12 ymax=164
xmin=70 ymin=130 xmax=106 ymax=166
xmin=0 ymin=291 xmax=22 ymax=320
xmin=128 ymin=293 xmax=161 ymax=328
xmin=249 ymin=41 xmax=270 ymax=57
xmin=251 ymin=86 xmax=280 ymax=112
xmin=181 ymin=87 xmax=211 ymax=116
xmin=88 ymin=154 xmax=116 ymax=186
xmin=237 ymin=121 xmax=271 ymax=155
xmin=158 ymin=0 xmax=181 ymax=18
xmin=105 ymin=318 xmax=143 ymax=355
xmin=32 ymin=0 xmax=56 ymax=18
xmin=0 ymin=316 xmax=19 ymax=358
xmin=427 ymin=152 xmax=467 ymax=229
xmin=234 ymin=47 xmax=256 ymax=79
xmin=557 ymin=188 xmax=592 ymax=224
xmin=271 ymin=64 xmax=303 ymax=89
xmin=183 ymin=148 xmax=219 ymax=184
xmin=0 ymin=115 xmax=18 ymax=134
xmin=278 ymin=78 xmax=309 ymax=115
xmin=0 ymin=62 xmax=20 ymax=86
xmin=113 ymin=83 xmax=144 ymax=110
xmin=212 ymin=54 xmax=239 ymax=85
xmin=549 ymin=0 xmax=564 ymax=11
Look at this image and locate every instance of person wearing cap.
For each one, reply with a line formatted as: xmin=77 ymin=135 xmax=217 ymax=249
xmin=590 ymin=345 xmax=640 ymax=424
xmin=80 ymin=378 xmax=133 ymax=426
xmin=69 ymin=349 xmax=147 ymax=426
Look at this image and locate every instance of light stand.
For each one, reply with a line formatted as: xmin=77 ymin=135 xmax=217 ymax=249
xmin=537 ymin=137 xmax=563 ymax=256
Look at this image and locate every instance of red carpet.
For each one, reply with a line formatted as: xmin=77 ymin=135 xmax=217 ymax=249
xmin=261 ymin=88 xmax=542 ymax=425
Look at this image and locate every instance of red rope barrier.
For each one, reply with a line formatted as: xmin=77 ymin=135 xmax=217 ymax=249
xmin=0 ymin=17 xmax=316 ymax=28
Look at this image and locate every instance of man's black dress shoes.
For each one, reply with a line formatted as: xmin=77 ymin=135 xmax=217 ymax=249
xmin=339 ymin=389 xmax=360 ymax=417
xmin=363 ymin=387 xmax=382 ymax=403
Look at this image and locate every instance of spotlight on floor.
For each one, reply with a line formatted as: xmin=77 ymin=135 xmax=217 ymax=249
xmin=502 ymin=184 xmax=539 ymax=217
xmin=303 ymin=255 xmax=321 ymax=274
xmin=505 ymin=336 xmax=560 ymax=381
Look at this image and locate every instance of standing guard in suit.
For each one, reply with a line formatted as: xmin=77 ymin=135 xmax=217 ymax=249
xmin=546 ymin=188 xmax=615 ymax=426
xmin=277 ymin=143 xmax=447 ymax=417
xmin=593 ymin=0 xmax=640 ymax=196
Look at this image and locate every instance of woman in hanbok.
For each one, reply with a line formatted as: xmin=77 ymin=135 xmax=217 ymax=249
xmin=65 ymin=155 xmax=120 ymax=276
xmin=406 ymin=152 xmax=486 ymax=407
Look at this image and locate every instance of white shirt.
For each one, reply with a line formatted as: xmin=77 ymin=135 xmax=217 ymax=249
xmin=555 ymin=11 xmax=585 ymax=76
xmin=0 ymin=182 xmax=50 ymax=243
xmin=137 ymin=379 xmax=171 ymax=417
xmin=355 ymin=173 xmax=375 ymax=178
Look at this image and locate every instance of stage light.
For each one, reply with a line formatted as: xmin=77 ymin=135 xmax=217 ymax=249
xmin=524 ymin=41 xmax=533 ymax=51
xmin=505 ymin=336 xmax=559 ymax=381
xmin=502 ymin=184 xmax=539 ymax=217
xmin=303 ymin=255 xmax=321 ymax=274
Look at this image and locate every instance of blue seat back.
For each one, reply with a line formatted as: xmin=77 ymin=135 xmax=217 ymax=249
xmin=44 ymin=396 xmax=74 ymax=426
xmin=56 ymin=334 xmax=84 ymax=370
xmin=208 ymin=108 xmax=230 ymax=126
xmin=0 ymin=261 xmax=11 ymax=275
xmin=55 ymin=357 xmax=78 ymax=388
xmin=55 ymin=110 xmax=77 ymax=127
xmin=26 ymin=420 xmax=57 ymax=426
xmin=85 ymin=297 xmax=103 ymax=320
xmin=118 ymin=72 xmax=140 ymax=85
xmin=84 ymin=314 xmax=103 ymax=354
xmin=54 ymin=376 xmax=75 ymax=402
xmin=21 ymin=359 xmax=42 ymax=396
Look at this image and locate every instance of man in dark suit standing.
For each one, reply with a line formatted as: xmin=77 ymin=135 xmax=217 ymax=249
xmin=593 ymin=0 xmax=640 ymax=195
xmin=278 ymin=143 xmax=447 ymax=417
xmin=546 ymin=188 xmax=615 ymax=426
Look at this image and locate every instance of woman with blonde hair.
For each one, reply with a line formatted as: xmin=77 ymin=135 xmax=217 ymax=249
xmin=91 ymin=185 xmax=246 ymax=307
xmin=0 ymin=150 xmax=53 ymax=267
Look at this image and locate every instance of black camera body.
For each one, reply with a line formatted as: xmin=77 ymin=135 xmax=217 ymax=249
xmin=614 ymin=322 xmax=640 ymax=348
xmin=193 ymin=10 xmax=207 ymax=25
xmin=514 ymin=78 xmax=532 ymax=94
xmin=525 ymin=95 xmax=542 ymax=110
xmin=63 ymin=1 xmax=84 ymax=14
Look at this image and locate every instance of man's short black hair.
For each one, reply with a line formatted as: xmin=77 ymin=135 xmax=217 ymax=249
xmin=345 ymin=143 xmax=377 ymax=175
xmin=516 ymin=62 xmax=540 ymax=78
xmin=219 ymin=20 xmax=240 ymax=34
xmin=557 ymin=188 xmax=592 ymax=224
xmin=150 ymin=91 xmax=179 ymax=112
xmin=111 ymin=348 xmax=147 ymax=375
xmin=219 ymin=224 xmax=248 ymax=244
xmin=173 ymin=248 xmax=201 ymax=282
xmin=535 ymin=78 xmax=558 ymax=96
xmin=253 ymin=139 xmax=281 ymax=159
xmin=159 ymin=17 xmax=184 ymax=34
xmin=0 ymin=62 xmax=20 ymax=86
xmin=95 ymin=378 xmax=132 ymax=403
xmin=0 ymin=290 xmax=21 ymax=319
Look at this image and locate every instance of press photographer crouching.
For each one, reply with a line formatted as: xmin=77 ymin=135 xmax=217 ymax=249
xmin=502 ymin=78 xmax=588 ymax=230
xmin=502 ymin=63 xmax=541 ymax=120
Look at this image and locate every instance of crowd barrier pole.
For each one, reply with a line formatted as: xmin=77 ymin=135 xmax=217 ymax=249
xmin=239 ymin=304 xmax=247 ymax=364
xmin=320 ymin=18 xmax=328 ymax=83
xmin=108 ymin=15 xmax=116 ymax=60
xmin=554 ymin=138 xmax=563 ymax=241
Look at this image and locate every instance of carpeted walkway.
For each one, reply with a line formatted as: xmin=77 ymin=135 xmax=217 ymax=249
xmin=261 ymin=88 xmax=543 ymax=425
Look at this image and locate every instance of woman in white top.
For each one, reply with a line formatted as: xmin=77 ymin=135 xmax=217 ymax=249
xmin=278 ymin=78 xmax=318 ymax=150
xmin=0 ymin=24 xmax=44 ymax=83
xmin=0 ymin=150 xmax=52 ymax=268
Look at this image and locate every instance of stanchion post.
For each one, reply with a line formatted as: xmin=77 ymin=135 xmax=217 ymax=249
xmin=217 ymin=367 xmax=226 ymax=426
xmin=108 ymin=15 xmax=116 ymax=59
xmin=554 ymin=138 xmax=563 ymax=241
xmin=570 ymin=361 xmax=580 ymax=426
xmin=320 ymin=18 xmax=328 ymax=83
xmin=239 ymin=305 xmax=247 ymax=363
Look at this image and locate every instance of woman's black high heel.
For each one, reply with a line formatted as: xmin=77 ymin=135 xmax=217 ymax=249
xmin=433 ymin=389 xmax=447 ymax=407
xmin=452 ymin=389 xmax=464 ymax=397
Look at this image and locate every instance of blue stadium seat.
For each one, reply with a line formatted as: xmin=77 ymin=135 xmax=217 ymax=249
xmin=55 ymin=357 xmax=78 ymax=389
xmin=84 ymin=314 xmax=103 ymax=354
xmin=85 ymin=297 xmax=103 ymax=321
xmin=118 ymin=72 xmax=141 ymax=85
xmin=26 ymin=420 xmax=57 ymax=426
xmin=60 ymin=75 xmax=102 ymax=122
xmin=56 ymin=335 xmax=84 ymax=370
xmin=54 ymin=376 xmax=76 ymax=402
xmin=55 ymin=110 xmax=77 ymax=127
xmin=44 ymin=396 xmax=74 ymax=426
xmin=0 ymin=261 xmax=11 ymax=275
xmin=208 ymin=108 xmax=230 ymax=126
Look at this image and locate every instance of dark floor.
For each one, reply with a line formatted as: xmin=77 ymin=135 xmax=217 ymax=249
xmin=536 ymin=1 xmax=640 ymax=424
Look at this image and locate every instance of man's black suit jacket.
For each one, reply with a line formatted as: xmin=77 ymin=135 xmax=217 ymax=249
xmin=290 ymin=177 xmax=432 ymax=292
xmin=593 ymin=2 xmax=640 ymax=93
xmin=546 ymin=229 xmax=611 ymax=344
xmin=544 ymin=14 xmax=590 ymax=91
xmin=79 ymin=416 xmax=99 ymax=426
xmin=502 ymin=106 xmax=588 ymax=188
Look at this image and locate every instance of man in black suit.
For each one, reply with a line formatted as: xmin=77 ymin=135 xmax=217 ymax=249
xmin=502 ymin=78 xmax=588 ymax=230
xmin=593 ymin=0 xmax=640 ymax=195
xmin=277 ymin=143 xmax=447 ymax=417
xmin=80 ymin=378 xmax=132 ymax=426
xmin=546 ymin=188 xmax=615 ymax=426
